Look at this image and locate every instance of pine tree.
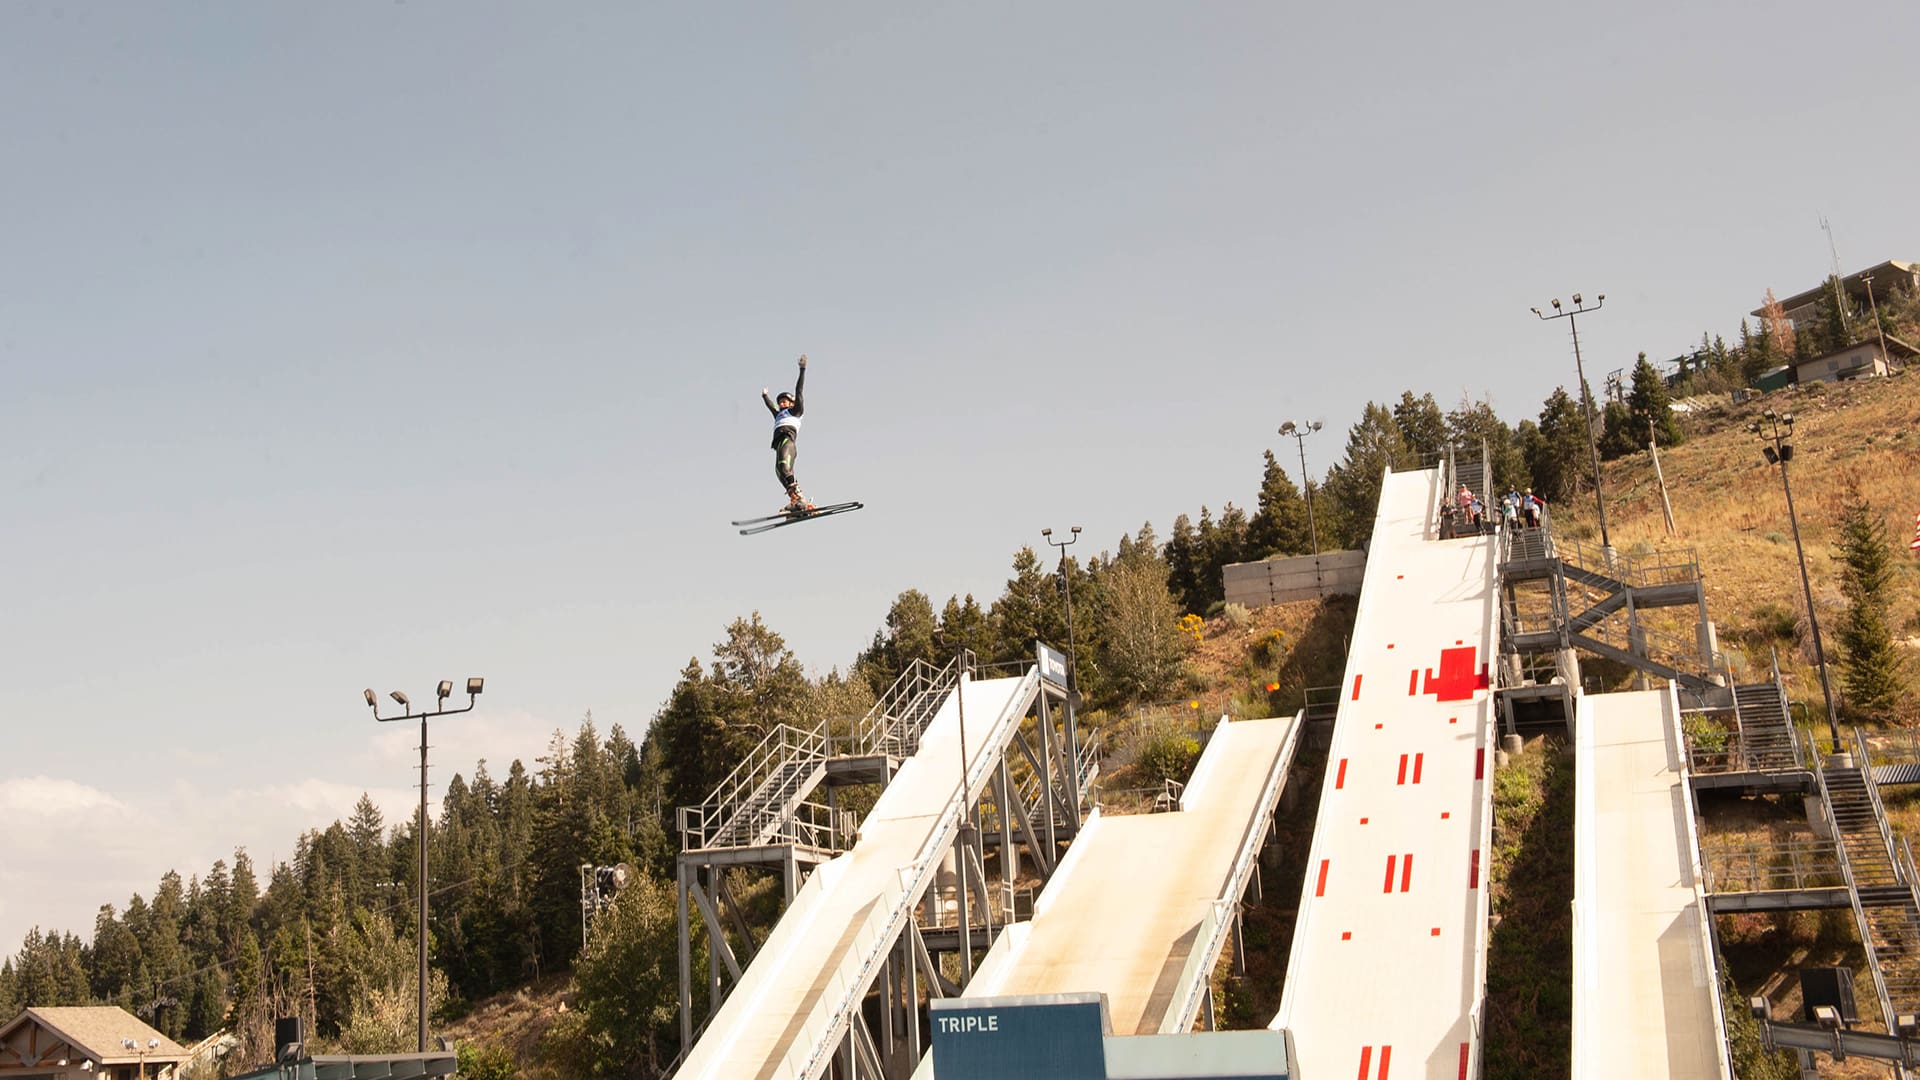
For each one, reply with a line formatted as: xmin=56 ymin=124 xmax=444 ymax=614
xmin=1807 ymin=274 xmax=1852 ymax=357
xmin=1525 ymin=388 xmax=1586 ymax=503
xmin=1626 ymin=352 xmax=1680 ymax=448
xmin=1835 ymin=485 xmax=1904 ymax=718
xmin=1445 ymin=395 xmax=1523 ymax=494
xmin=1319 ymin=403 xmax=1409 ymax=548
xmin=1249 ymin=451 xmax=1310 ymax=558
xmin=1390 ymin=391 xmax=1448 ymax=464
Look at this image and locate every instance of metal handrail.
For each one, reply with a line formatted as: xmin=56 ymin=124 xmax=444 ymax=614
xmin=1698 ymin=836 xmax=1843 ymax=894
xmin=1808 ymin=727 xmax=1900 ymax=1026
xmin=677 ymin=723 xmax=831 ymax=849
xmin=1852 ymin=726 xmax=1906 ymax=881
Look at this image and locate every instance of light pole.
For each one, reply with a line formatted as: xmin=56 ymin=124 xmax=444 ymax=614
xmin=1277 ymin=420 xmax=1323 ymax=555
xmin=1747 ymin=411 xmax=1842 ymax=754
xmin=1041 ymin=526 xmax=1082 ymax=698
xmin=1531 ymin=294 xmax=1613 ymax=553
xmin=365 ymin=676 xmax=485 ymax=1052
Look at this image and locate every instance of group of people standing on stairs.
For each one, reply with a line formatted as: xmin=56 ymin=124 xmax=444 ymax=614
xmin=1454 ymin=482 xmax=1548 ymax=533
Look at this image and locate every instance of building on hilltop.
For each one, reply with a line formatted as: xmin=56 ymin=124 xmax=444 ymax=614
xmin=1793 ymin=335 xmax=1918 ymax=384
xmin=0 ymin=1006 xmax=187 ymax=1079
xmin=1752 ymin=258 xmax=1920 ymax=332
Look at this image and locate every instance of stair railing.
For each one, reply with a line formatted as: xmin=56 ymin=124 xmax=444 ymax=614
xmin=1853 ymin=726 xmax=1907 ymax=884
xmin=1807 ymin=726 xmax=1900 ymax=1028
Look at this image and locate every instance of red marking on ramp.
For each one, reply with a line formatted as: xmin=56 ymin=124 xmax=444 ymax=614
xmin=1335 ymin=758 xmax=1348 ymax=789
xmin=1383 ymin=855 xmax=1398 ymax=893
xmin=1458 ymin=1043 xmax=1470 ymax=1078
xmin=1386 ymin=642 xmax=1395 ymax=649
xmin=1412 ymin=753 xmax=1424 ymax=784
xmin=1408 ymin=669 xmax=1419 ymax=695
xmin=1316 ymin=859 xmax=1330 ymax=897
xmin=1401 ymin=853 xmax=1414 ymax=892
xmin=1422 ymin=645 xmax=1486 ymax=702
xmin=1359 ymin=817 xmax=1369 ymax=825
xmin=1441 ymin=811 xmax=1450 ymax=820
xmin=1352 ymin=674 xmax=1364 ymax=700
xmin=1397 ymin=754 xmax=1408 ymax=785
xmin=1341 ymin=930 xmax=1351 ymax=940
xmin=1431 ymin=927 xmax=1441 ymax=936
xmin=1379 ymin=1045 xmax=1392 ymax=1077
xmin=1357 ymin=1046 xmax=1371 ymax=1079
xmin=1474 ymin=748 xmax=1485 ymax=780
xmin=1470 ymin=849 xmax=1481 ymax=888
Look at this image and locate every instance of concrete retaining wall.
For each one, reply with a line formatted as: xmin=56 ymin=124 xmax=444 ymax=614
xmin=1222 ymin=550 xmax=1366 ymax=607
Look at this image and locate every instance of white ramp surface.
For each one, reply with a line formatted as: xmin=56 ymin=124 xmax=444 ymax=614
xmin=1572 ymin=688 xmax=1729 ymax=1079
xmin=675 ymin=673 xmax=1039 ymax=1080
xmin=1275 ymin=468 xmax=1498 ymax=1079
xmin=960 ymin=716 xmax=1300 ymax=1035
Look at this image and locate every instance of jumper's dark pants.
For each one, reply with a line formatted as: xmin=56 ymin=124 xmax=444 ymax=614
xmin=774 ymin=434 xmax=799 ymax=496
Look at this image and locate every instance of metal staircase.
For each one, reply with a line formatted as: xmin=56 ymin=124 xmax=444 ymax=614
xmin=1732 ymin=678 xmax=1801 ymax=773
xmin=1496 ymin=520 xmax=1720 ymax=694
xmin=1812 ymin=728 xmax=1920 ymax=1024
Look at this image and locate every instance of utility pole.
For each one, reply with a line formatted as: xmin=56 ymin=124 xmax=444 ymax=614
xmin=1748 ymin=412 xmax=1841 ymax=754
xmin=1530 ymin=294 xmax=1614 ymax=556
xmin=1278 ymin=420 xmax=1323 ymax=556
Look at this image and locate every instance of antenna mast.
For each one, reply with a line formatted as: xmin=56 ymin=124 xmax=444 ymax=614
xmin=1820 ymin=214 xmax=1852 ymax=333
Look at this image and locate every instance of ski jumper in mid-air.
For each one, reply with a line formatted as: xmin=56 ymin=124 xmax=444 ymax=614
xmin=763 ymin=354 xmax=809 ymax=512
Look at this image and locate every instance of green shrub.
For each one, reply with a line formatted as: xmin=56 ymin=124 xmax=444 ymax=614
xmin=1751 ymin=602 xmax=1797 ymax=641
xmin=1136 ymin=728 xmax=1201 ymax=786
xmin=1221 ymin=602 xmax=1251 ymax=628
xmin=456 ymin=1042 xmax=518 ymax=1080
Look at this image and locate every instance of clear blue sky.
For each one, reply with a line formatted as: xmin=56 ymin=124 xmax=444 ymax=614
xmin=4 ymin=2 xmax=1916 ymax=949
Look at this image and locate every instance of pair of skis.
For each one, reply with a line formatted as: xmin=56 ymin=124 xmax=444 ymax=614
xmin=732 ymin=501 xmax=864 ymax=535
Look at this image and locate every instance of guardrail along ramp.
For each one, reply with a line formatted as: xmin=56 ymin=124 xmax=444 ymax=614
xmin=1273 ymin=466 xmax=1498 ymax=1079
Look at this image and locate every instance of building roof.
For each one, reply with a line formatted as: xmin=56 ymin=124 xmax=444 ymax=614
xmin=0 ymin=1006 xmax=188 ymax=1066
xmin=1752 ymin=259 xmax=1919 ymax=317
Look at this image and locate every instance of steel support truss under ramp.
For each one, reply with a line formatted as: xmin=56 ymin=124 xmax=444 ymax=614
xmin=671 ymin=644 xmax=1090 ymax=1080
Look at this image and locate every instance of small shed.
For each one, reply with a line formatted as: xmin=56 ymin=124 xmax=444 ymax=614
xmin=0 ymin=1007 xmax=187 ymax=1080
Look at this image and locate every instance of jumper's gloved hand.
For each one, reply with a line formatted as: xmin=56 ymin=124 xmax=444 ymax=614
xmin=798 ymin=354 xmax=808 ymax=369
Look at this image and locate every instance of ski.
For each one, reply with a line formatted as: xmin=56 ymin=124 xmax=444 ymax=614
xmin=735 ymin=501 xmax=864 ymax=535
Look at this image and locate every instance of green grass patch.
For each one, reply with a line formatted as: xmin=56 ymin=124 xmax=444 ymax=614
xmin=1483 ymin=739 xmax=1573 ymax=1080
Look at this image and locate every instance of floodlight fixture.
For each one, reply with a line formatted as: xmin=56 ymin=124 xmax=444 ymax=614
xmin=1278 ymin=420 xmax=1296 ymax=435
xmin=148 ymin=1039 xmax=159 ymax=1050
xmin=1596 ymin=293 xmax=1605 ymax=302
xmin=1898 ymin=1013 xmax=1920 ymax=1038
xmin=437 ymin=680 xmax=453 ymax=702
xmin=1309 ymin=421 xmax=1323 ymax=433
xmin=1571 ymin=292 xmax=1582 ymax=305
xmin=467 ymin=676 xmax=484 ymax=696
xmin=1530 ymin=307 xmax=1542 ymax=316
xmin=1041 ymin=527 xmax=1052 ymax=537
xmin=1551 ymin=297 xmax=1561 ymax=310
xmin=390 ymin=690 xmax=410 ymax=708
xmin=1814 ymin=1005 xmax=1841 ymax=1030
xmin=1749 ymin=996 xmax=1769 ymax=1020
xmin=364 ymin=688 xmax=377 ymax=708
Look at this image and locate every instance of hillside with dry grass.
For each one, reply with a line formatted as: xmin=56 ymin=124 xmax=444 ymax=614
xmin=1551 ymin=372 xmax=1920 ymax=720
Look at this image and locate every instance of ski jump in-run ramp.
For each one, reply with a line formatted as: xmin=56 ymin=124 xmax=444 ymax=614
xmin=1571 ymin=687 xmax=1729 ymax=1079
xmin=674 ymin=670 xmax=1043 ymax=1080
xmin=1273 ymin=466 xmax=1499 ymax=1079
xmin=922 ymin=712 xmax=1302 ymax=1053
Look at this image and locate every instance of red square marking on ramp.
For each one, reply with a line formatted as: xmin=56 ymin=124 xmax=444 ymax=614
xmin=1441 ymin=811 xmax=1450 ymax=820
xmin=1431 ymin=927 xmax=1441 ymax=936
xmin=1386 ymin=642 xmax=1395 ymax=649
xmin=1341 ymin=931 xmax=1351 ymax=940
xmin=1360 ymin=817 xmax=1369 ymax=825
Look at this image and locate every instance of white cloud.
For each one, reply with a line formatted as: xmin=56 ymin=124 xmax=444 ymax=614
xmin=0 ymin=776 xmax=127 ymax=816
